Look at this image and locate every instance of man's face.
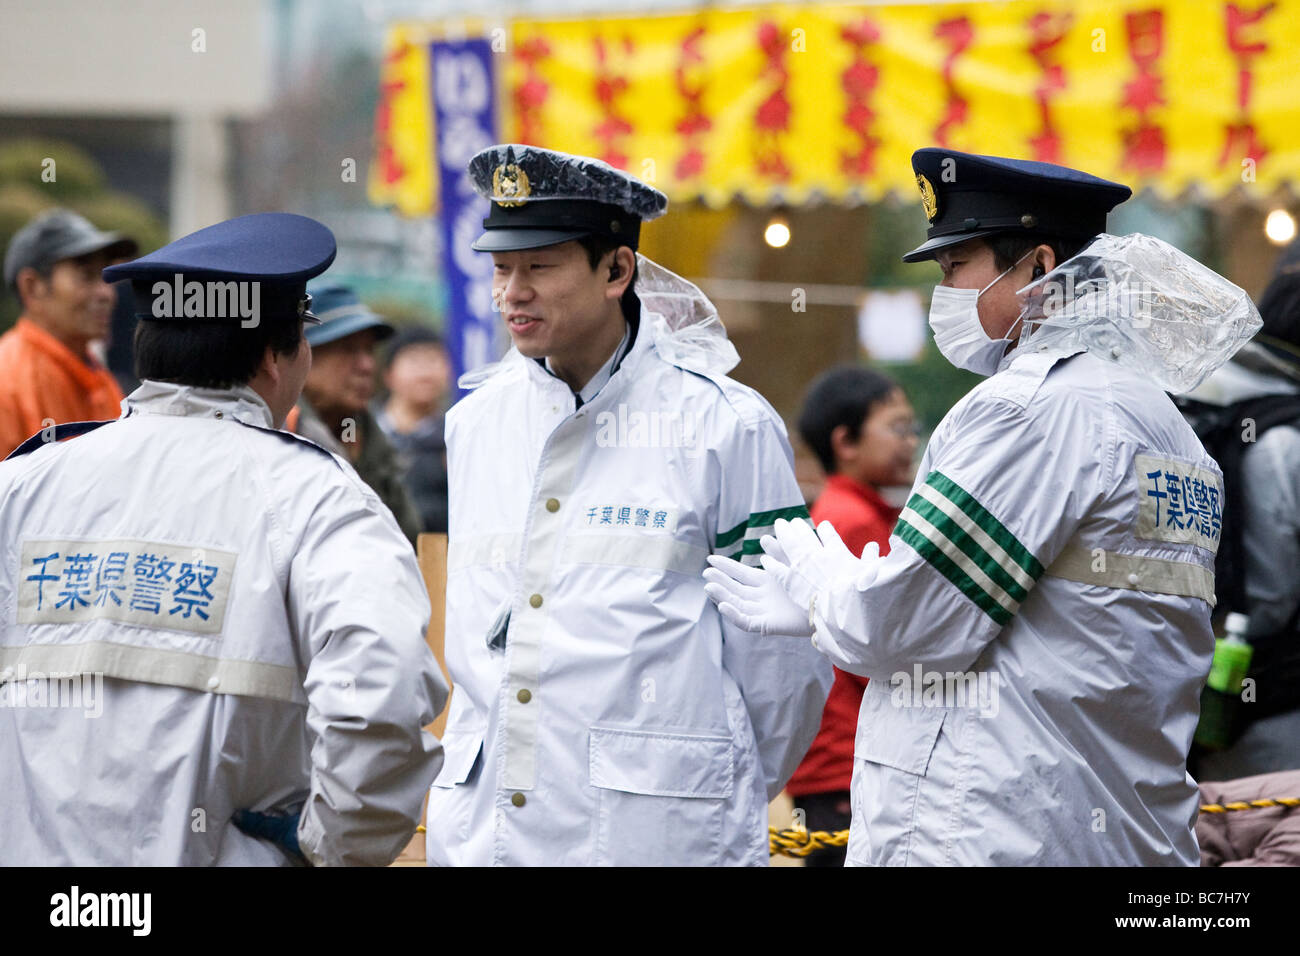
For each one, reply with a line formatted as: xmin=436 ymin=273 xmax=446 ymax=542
xmin=385 ymin=343 xmax=450 ymax=409
xmin=268 ymin=324 xmax=313 ymax=427
xmin=934 ymin=239 xmax=1034 ymax=341
xmin=22 ymin=250 xmax=118 ymax=350
xmin=491 ymin=240 xmax=614 ymax=363
xmin=304 ymin=327 xmax=378 ymax=414
xmin=248 ymin=320 xmax=311 ymax=429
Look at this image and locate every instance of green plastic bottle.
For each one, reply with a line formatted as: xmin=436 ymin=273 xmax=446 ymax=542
xmin=1195 ymin=612 xmax=1253 ymax=751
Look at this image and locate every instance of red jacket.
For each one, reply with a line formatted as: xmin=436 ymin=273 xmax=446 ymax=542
xmin=785 ymin=474 xmax=901 ymax=796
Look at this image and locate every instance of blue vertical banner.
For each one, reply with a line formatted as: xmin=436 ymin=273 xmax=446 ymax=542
xmin=430 ymin=37 xmax=500 ymax=395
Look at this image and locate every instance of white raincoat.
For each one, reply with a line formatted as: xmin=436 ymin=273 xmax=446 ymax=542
xmin=809 ymin=235 xmax=1261 ymax=865
xmin=0 ymin=382 xmax=447 ymax=865
xmin=425 ymin=258 xmax=832 ymax=866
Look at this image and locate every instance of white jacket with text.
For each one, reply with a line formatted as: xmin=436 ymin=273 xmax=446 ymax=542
xmin=0 ymin=382 xmax=447 ymax=866
xmin=426 ymin=268 xmax=831 ymax=866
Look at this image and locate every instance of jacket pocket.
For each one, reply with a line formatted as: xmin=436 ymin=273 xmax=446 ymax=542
xmin=589 ymin=726 xmax=732 ymax=866
xmin=849 ymin=687 xmax=946 ymax=866
xmin=425 ymin=730 xmax=484 ymax=867
xmin=431 ymin=730 xmax=484 ymax=788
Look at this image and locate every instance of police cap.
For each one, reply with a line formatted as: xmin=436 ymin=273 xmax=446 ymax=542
xmin=902 ymin=148 xmax=1132 ymax=263
xmin=103 ymin=212 xmax=336 ymax=324
xmin=469 ymin=144 xmax=668 ymax=253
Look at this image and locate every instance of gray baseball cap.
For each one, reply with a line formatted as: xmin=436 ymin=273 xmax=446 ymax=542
xmin=4 ymin=208 xmax=139 ymax=289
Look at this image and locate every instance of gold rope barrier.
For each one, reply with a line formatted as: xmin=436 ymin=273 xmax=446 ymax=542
xmin=1198 ymin=797 xmax=1300 ymax=814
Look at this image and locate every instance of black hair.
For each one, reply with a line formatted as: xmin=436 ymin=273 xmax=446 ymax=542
xmin=1256 ymin=262 xmax=1300 ymax=353
xmin=576 ymin=233 xmax=640 ymax=318
xmin=986 ymin=233 xmax=1090 ymax=274
xmin=385 ymin=325 xmax=446 ymax=367
xmin=134 ymin=317 xmax=303 ymax=389
xmin=798 ymin=365 xmax=899 ymax=475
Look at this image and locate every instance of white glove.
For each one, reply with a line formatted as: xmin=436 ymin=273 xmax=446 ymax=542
xmin=761 ymin=518 xmax=884 ymax=626
xmin=703 ymin=554 xmax=814 ymax=637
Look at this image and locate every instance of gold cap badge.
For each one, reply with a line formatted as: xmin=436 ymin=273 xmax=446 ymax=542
xmin=917 ymin=174 xmax=938 ymax=223
xmin=492 ymin=163 xmax=531 ymax=207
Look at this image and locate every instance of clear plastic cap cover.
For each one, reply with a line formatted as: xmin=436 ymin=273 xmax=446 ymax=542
xmin=634 ymin=254 xmax=739 ymax=376
xmin=1015 ymin=233 xmax=1262 ymax=393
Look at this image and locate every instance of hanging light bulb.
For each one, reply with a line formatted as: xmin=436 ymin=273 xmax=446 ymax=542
xmin=1265 ymin=209 xmax=1297 ymax=245
xmin=764 ymin=217 xmax=791 ymax=249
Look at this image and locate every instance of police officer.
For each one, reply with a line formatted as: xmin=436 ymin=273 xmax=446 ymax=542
xmin=0 ymin=212 xmax=447 ymax=866
xmin=424 ymin=145 xmax=831 ymax=866
xmin=706 ymin=148 xmax=1259 ymax=865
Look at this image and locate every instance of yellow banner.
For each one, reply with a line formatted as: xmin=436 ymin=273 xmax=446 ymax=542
xmin=375 ymin=1 xmax=1300 ymax=213
xmin=369 ymin=23 xmax=435 ymax=216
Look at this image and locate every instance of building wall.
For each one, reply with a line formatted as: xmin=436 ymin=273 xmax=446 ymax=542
xmin=0 ymin=0 xmax=268 ymax=116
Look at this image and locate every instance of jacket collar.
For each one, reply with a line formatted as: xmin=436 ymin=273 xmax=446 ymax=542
xmin=823 ymin=474 xmax=899 ymax=516
xmin=292 ymin=391 xmax=368 ymax=456
xmin=15 ymin=317 xmax=111 ymax=390
xmin=522 ymin=301 xmax=652 ymax=410
xmin=545 ymin=319 xmax=632 ymax=406
xmin=996 ymin=341 xmax=1085 ymax=376
xmin=123 ymin=379 xmax=275 ymax=428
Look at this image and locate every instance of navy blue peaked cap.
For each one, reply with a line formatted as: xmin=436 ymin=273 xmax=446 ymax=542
xmin=903 ymin=148 xmax=1132 ymax=263
xmin=103 ymin=212 xmax=336 ymax=322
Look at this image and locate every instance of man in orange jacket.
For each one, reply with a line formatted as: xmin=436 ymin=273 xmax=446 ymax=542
xmin=0 ymin=208 xmax=137 ymax=457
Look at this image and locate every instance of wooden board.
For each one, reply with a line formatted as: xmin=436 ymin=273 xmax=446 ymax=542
xmin=416 ymin=532 xmax=452 ymax=737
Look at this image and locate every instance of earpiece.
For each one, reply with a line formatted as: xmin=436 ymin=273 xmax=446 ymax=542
xmin=1032 ymin=266 xmax=1045 ymax=279
xmin=609 ymin=263 xmax=621 ymax=280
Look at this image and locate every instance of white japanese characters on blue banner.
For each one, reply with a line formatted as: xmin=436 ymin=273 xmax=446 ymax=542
xmin=431 ymin=36 xmax=500 ymax=395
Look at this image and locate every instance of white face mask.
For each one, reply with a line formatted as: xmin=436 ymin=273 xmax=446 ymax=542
xmin=928 ymin=250 xmax=1034 ymax=376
